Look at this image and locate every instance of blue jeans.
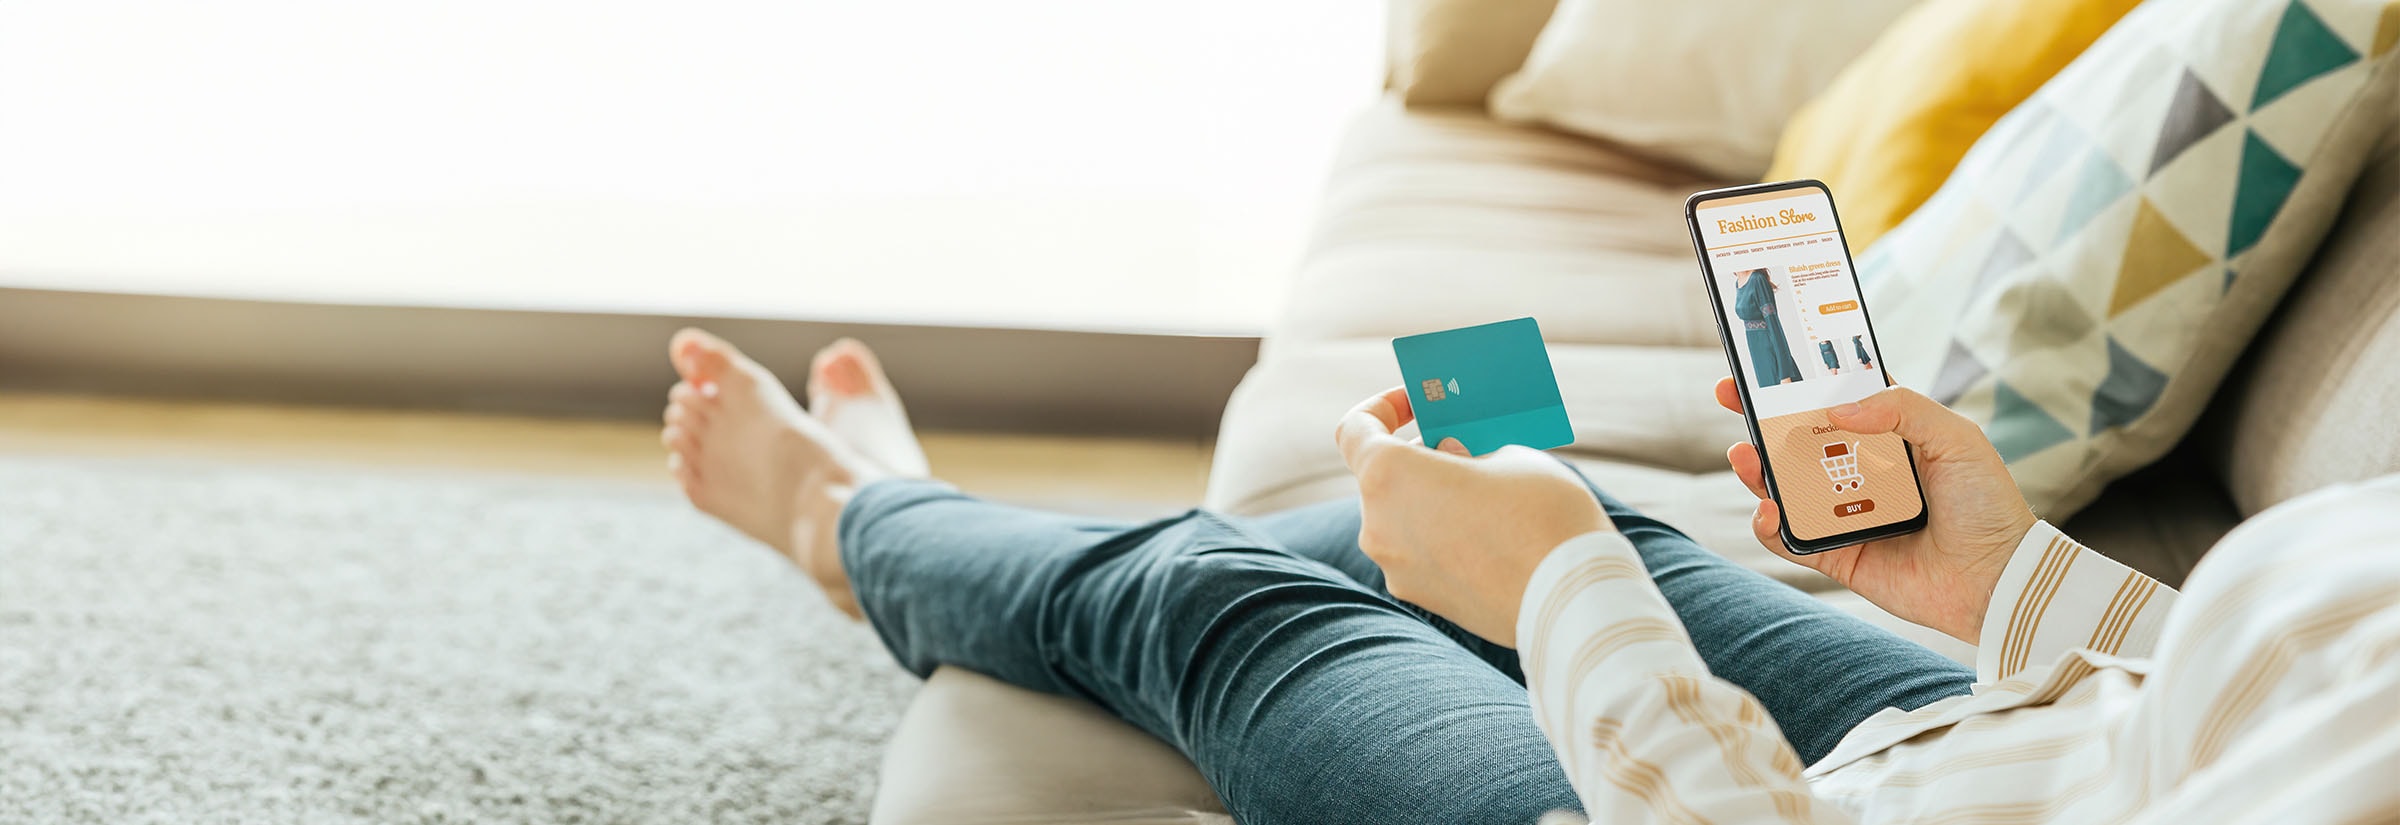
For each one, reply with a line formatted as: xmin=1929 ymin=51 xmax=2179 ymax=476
xmin=840 ymin=477 xmax=1972 ymax=825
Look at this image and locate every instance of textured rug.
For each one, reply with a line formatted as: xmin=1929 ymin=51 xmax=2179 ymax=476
xmin=0 ymin=455 xmax=920 ymax=824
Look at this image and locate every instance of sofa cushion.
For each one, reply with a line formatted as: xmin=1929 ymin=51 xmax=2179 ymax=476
xmin=1385 ymin=0 xmax=1558 ymax=108
xmin=871 ymin=668 xmax=1230 ymax=825
xmin=1488 ymin=0 xmax=1916 ymax=180
xmin=1271 ymin=102 xmax=1725 ymax=352
xmin=2205 ymin=137 xmax=2400 ymax=514
xmin=2055 ymin=445 xmax=2244 ymax=587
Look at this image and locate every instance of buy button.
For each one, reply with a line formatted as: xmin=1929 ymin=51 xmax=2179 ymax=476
xmin=1835 ymin=499 xmax=1875 ymax=518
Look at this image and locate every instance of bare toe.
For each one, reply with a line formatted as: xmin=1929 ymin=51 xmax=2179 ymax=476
xmin=809 ymin=338 xmax=885 ymax=397
xmin=661 ymin=423 xmax=699 ymax=455
xmin=807 ymin=339 xmax=930 ymax=479
xmin=666 ymin=382 xmax=711 ymax=425
xmin=670 ymin=327 xmax=738 ymax=384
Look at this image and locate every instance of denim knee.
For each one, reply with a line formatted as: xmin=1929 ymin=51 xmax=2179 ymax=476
xmin=837 ymin=479 xmax=966 ymax=573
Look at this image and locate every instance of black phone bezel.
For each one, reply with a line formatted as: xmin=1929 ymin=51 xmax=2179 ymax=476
xmin=1683 ymin=179 xmax=1930 ymax=555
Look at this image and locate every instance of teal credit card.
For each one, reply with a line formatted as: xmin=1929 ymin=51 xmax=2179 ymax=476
xmin=1392 ymin=317 xmax=1574 ymax=456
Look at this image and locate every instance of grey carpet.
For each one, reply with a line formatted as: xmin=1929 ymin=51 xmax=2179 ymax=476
xmin=0 ymin=455 xmax=921 ymax=824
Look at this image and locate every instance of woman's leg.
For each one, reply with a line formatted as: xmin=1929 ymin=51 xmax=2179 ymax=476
xmin=1235 ymin=480 xmax=1974 ymax=765
xmin=1241 ymin=499 xmax=1527 ymax=678
xmin=842 ymin=480 xmax=1582 ymax=825
xmin=1580 ymin=482 xmax=1973 ymax=762
xmin=660 ymin=330 xmax=1572 ymax=823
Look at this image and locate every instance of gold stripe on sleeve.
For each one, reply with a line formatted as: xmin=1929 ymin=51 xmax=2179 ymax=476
xmin=2099 ymin=578 xmax=2160 ymax=655
xmin=1871 ymin=722 xmax=2108 ymax=788
xmin=2015 ymin=538 xmax=2087 ymax=674
xmin=1662 ymin=675 xmax=1818 ymax=820
xmin=2189 ymin=587 xmax=2395 ymax=768
xmin=1524 ymin=557 xmax=1644 ymax=685
xmin=1588 ymin=718 xmax=1726 ymax=825
xmin=2085 ymin=573 xmax=2141 ymax=655
xmin=1909 ymin=766 xmax=2118 ymax=825
xmin=1555 ymin=617 xmax=1690 ymax=783
xmin=1997 ymin=536 xmax=2070 ymax=680
xmin=1660 ymin=674 xmax=1767 ymax=788
xmin=2024 ymin=658 xmax=2098 ymax=705
xmin=1562 ymin=619 xmax=1686 ymax=695
xmin=2006 ymin=537 xmax=2082 ymax=677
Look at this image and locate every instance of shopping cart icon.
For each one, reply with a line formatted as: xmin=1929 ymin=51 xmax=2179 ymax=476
xmin=1821 ymin=442 xmax=1864 ymax=492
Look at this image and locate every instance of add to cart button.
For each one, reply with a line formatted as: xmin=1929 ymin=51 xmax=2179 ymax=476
xmin=1834 ymin=499 xmax=1875 ymax=518
xmin=1819 ymin=300 xmax=1859 ymax=314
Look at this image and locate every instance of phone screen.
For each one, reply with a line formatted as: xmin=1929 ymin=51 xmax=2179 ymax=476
xmin=1688 ymin=182 xmax=1924 ymax=549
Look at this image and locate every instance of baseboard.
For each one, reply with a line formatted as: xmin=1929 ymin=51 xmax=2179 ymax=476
xmin=0 ymin=288 xmax=1261 ymax=438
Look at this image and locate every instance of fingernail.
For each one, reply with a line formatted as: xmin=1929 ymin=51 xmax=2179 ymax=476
xmin=1831 ymin=403 xmax=1860 ymax=417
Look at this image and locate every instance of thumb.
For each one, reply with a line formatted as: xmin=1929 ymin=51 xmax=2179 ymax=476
xmin=1436 ymin=437 xmax=1471 ymax=456
xmin=1336 ymin=387 xmax=1416 ymax=474
xmin=1825 ymin=387 xmax=1989 ymax=461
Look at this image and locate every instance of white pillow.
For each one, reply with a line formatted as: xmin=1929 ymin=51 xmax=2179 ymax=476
xmin=1489 ymin=0 xmax=1917 ymax=179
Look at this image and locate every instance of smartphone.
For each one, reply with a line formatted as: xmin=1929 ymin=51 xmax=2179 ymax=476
xmin=1684 ymin=180 xmax=1927 ymax=554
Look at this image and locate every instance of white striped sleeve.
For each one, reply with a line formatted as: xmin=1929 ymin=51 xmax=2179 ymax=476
xmin=1974 ymin=520 xmax=2178 ymax=683
xmin=1518 ymin=532 xmax=1850 ymax=825
xmin=2114 ymin=476 xmax=2400 ymax=822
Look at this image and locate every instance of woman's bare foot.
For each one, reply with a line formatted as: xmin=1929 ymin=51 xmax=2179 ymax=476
xmin=662 ymin=328 xmax=919 ymax=619
xmin=806 ymin=338 xmax=931 ymax=479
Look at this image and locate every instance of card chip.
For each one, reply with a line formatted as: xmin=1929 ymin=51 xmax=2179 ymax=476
xmin=1420 ymin=378 xmax=1446 ymax=401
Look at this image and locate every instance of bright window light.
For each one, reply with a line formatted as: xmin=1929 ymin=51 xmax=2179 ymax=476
xmin=0 ymin=1 xmax=1384 ymax=334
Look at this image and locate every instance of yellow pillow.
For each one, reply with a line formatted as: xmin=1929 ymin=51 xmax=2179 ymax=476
xmin=1765 ymin=0 xmax=2145 ymax=253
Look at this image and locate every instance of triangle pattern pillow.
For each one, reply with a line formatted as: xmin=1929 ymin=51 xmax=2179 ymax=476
xmin=1861 ymin=0 xmax=2400 ymax=519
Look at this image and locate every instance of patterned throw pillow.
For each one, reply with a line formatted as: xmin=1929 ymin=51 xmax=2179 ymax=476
xmin=1861 ymin=0 xmax=2400 ymax=519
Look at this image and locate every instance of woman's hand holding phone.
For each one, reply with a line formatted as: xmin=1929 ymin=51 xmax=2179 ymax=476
xmin=1716 ymin=379 xmax=2038 ymax=643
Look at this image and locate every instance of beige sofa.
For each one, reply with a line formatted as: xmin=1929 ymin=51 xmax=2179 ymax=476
xmin=867 ymin=34 xmax=2400 ymax=825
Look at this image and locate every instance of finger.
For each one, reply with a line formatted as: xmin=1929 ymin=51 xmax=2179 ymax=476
xmin=1752 ymin=500 xmax=1828 ymax=576
xmin=1824 ymin=386 xmax=1991 ymax=460
xmin=1726 ymin=442 xmax=1767 ymax=499
xmin=1750 ymin=499 xmax=1782 ymax=552
xmin=1435 ymin=437 xmax=1470 ymax=456
xmin=1335 ymin=386 xmax=1417 ymax=473
xmin=1754 ymin=499 xmax=1863 ymax=584
xmin=1713 ymin=376 xmax=1745 ymax=415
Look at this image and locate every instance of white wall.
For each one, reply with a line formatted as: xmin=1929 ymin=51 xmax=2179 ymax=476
xmin=0 ymin=1 xmax=1384 ymax=334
